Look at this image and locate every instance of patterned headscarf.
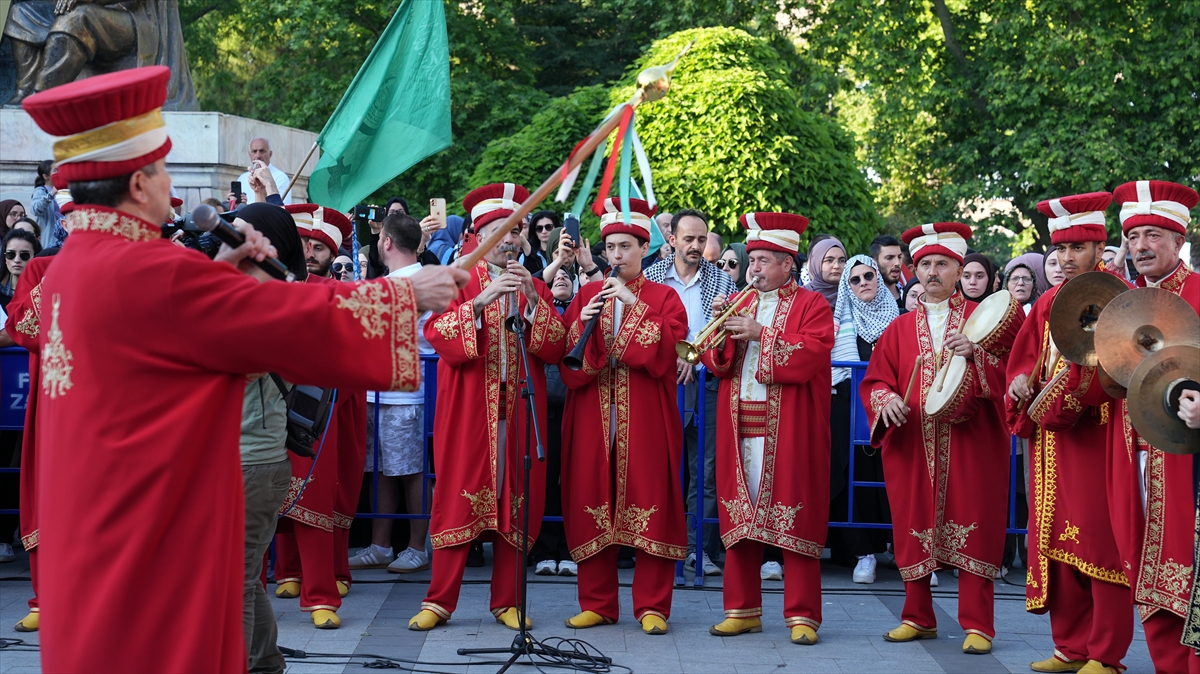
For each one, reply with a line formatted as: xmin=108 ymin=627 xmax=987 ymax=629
xmin=832 ymin=255 xmax=899 ymax=385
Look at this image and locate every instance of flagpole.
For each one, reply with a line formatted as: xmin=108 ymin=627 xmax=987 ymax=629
xmin=281 ymin=141 xmax=319 ymax=202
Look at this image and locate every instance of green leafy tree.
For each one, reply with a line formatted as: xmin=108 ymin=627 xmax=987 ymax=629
xmin=605 ymin=28 xmax=879 ymax=252
xmin=802 ymin=0 xmax=1200 ymax=258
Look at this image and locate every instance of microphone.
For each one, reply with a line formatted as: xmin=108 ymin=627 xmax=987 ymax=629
xmin=188 ymin=204 xmax=295 ymax=282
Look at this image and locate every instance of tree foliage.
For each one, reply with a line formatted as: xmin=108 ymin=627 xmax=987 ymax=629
xmin=608 ymin=28 xmax=878 ymax=252
xmin=801 ymin=0 xmax=1200 ymax=257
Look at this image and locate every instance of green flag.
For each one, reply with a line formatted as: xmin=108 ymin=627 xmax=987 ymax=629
xmin=307 ymin=0 xmax=451 ymax=212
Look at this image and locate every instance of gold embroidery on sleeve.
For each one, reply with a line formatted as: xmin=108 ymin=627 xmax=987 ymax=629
xmin=634 ymin=319 xmax=661 ymax=347
xmin=433 ymin=312 xmax=459 ymax=340
xmin=336 ymin=283 xmax=390 ymax=338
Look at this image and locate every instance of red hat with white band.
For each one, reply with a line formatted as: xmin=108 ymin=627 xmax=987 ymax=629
xmin=739 ymin=212 xmax=809 ymax=255
xmin=56 ymin=189 xmax=75 ymax=215
xmin=286 ymin=204 xmax=351 ymax=251
xmin=463 ymin=182 xmax=530 ymax=231
xmin=594 ymin=197 xmax=656 ymax=242
xmin=1113 ymin=180 xmax=1196 ymax=236
xmin=901 ymin=222 xmax=972 ymax=264
xmin=22 ymin=66 xmax=172 ymax=184
xmin=1036 ymin=191 xmax=1111 ymax=245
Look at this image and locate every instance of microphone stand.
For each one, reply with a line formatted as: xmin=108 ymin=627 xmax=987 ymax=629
xmin=457 ymin=290 xmax=607 ymax=673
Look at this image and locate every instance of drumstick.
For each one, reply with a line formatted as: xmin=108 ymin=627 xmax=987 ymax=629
xmin=1017 ymin=340 xmax=1048 ymax=413
xmin=902 ymin=355 xmax=923 ymax=407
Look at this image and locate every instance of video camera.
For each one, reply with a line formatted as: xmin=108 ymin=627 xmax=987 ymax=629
xmin=163 ymin=212 xmax=223 ymax=259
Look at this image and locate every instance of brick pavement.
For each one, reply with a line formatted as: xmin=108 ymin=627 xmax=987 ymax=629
xmin=0 ymin=547 xmax=1155 ymax=673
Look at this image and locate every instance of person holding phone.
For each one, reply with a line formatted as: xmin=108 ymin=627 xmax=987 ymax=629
xmin=234 ymin=138 xmax=292 ymax=204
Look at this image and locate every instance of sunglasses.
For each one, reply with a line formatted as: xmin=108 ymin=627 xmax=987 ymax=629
xmin=331 ymin=262 xmax=351 ymax=274
xmin=849 ymin=271 xmax=876 ymax=286
xmin=715 ymin=259 xmax=738 ymax=270
xmin=4 ymin=250 xmax=31 ymax=261
xmin=534 ymin=224 xmax=555 ymax=233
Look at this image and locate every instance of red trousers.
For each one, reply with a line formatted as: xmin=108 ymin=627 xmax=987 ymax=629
xmin=274 ymin=518 xmax=340 ymax=612
xmin=576 ymin=546 xmax=675 ymax=623
xmin=333 ymin=392 xmax=367 ymax=587
xmin=902 ymin=568 xmax=995 ymax=638
xmin=334 ymin=527 xmax=352 ymax=586
xmin=421 ymin=536 xmax=519 ymax=620
xmin=722 ymin=539 xmax=822 ymax=629
xmin=1143 ymin=610 xmax=1197 ymax=674
xmin=27 ymin=547 xmax=38 ymax=611
xmin=1046 ymin=561 xmax=1133 ymax=668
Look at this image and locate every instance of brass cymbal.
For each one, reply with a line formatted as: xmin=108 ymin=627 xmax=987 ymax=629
xmin=1094 ymin=287 xmax=1200 ymax=387
xmin=1127 ymin=345 xmax=1200 ymax=455
xmin=1048 ymin=272 xmax=1130 ymax=366
xmin=1098 ymin=366 xmax=1127 ymax=399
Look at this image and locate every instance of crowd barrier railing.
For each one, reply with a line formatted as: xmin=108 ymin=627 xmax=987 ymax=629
xmin=0 ymin=348 xmax=1028 ymax=583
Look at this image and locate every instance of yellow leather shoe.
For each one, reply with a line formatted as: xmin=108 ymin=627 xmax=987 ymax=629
xmin=495 ymin=607 xmax=532 ymax=631
xmin=408 ymin=609 xmax=446 ymax=631
xmin=564 ymin=610 xmax=612 ymax=629
xmin=337 ymin=580 xmax=350 ymax=597
xmin=790 ymin=625 xmax=818 ymax=645
xmin=275 ymin=581 xmax=300 ymax=599
xmin=882 ymin=623 xmax=937 ymax=642
xmin=709 ymin=617 xmax=762 ymax=636
xmin=1078 ymin=661 xmax=1124 ymax=674
xmin=641 ymin=615 xmax=668 ymax=635
xmin=963 ymin=633 xmax=992 ymax=654
xmin=312 ymin=609 xmax=340 ymax=629
xmin=1030 ymin=654 xmax=1085 ymax=672
xmin=13 ymin=611 xmax=38 ymax=632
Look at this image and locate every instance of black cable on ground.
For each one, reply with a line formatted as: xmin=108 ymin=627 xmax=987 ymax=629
xmin=281 ymin=643 xmax=632 ymax=674
xmin=0 ymin=637 xmax=39 ymax=652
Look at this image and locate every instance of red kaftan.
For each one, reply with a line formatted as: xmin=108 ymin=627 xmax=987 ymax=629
xmin=5 ymin=255 xmax=52 ymax=614
xmin=36 ymin=206 xmax=423 ymax=674
xmin=1080 ymin=263 xmax=1200 ymax=625
xmin=560 ymin=274 xmax=688 ymax=562
xmin=1005 ymin=280 xmax=1129 ymax=612
xmin=700 ymin=281 xmax=834 ymax=556
xmin=860 ymin=292 xmax=1018 ymax=582
xmin=423 ymin=261 xmax=565 ymax=552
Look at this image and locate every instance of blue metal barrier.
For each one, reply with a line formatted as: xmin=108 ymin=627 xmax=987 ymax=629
xmin=0 ymin=349 xmax=1028 ymax=556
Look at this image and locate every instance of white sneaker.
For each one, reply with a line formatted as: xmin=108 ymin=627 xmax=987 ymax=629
xmin=557 ymin=560 xmax=578 ymax=576
xmin=387 ymin=547 xmax=429 ymax=574
xmin=930 ymin=571 xmax=939 ymax=587
xmin=0 ymin=543 xmax=13 ymax=563
xmin=760 ymin=561 xmax=783 ymax=581
xmin=534 ymin=560 xmax=558 ymax=575
xmin=348 ymin=544 xmax=393 ymax=569
xmin=995 ymin=566 xmax=1008 ymax=580
xmin=852 ymin=555 xmax=877 ymax=584
xmin=700 ymin=552 xmax=721 ymax=576
xmin=684 ymin=552 xmax=697 ymax=571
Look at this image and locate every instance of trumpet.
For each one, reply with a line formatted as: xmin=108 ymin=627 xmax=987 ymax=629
xmin=675 ymin=279 xmax=760 ymax=365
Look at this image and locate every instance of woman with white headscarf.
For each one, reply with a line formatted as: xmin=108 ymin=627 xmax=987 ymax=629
xmin=827 ymin=255 xmax=899 ymax=584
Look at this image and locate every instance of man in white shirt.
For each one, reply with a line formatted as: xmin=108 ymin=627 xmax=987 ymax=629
xmin=235 ymin=138 xmax=292 ymax=204
xmin=348 ymin=213 xmax=433 ymax=573
xmin=644 ymin=209 xmax=738 ymax=578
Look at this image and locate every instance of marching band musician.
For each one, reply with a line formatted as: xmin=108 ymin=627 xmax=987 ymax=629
xmin=860 ymin=222 xmax=1021 ymax=656
xmin=410 ymin=183 xmax=567 ymax=632
xmin=701 ymin=212 xmax=835 ymax=645
xmin=1006 ymin=192 xmax=1133 ymax=674
xmin=559 ymin=197 xmax=688 ymax=635
xmin=1071 ymin=181 xmax=1199 ymax=673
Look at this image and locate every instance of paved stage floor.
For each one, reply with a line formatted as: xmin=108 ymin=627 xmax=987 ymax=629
xmin=1 ymin=547 xmax=1154 ymax=673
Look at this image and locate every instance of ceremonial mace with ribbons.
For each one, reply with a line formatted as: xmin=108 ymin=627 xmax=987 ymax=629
xmin=455 ymin=42 xmax=692 ymax=674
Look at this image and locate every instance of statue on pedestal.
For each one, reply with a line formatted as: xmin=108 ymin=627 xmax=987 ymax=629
xmin=3 ymin=0 xmax=196 ymax=110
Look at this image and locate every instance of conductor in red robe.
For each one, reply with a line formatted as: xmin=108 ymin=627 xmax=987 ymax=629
xmin=1076 ymin=180 xmax=1200 ymax=673
xmin=701 ymin=212 xmax=834 ymax=645
xmin=22 ymin=66 xmax=467 ymax=674
xmin=1006 ymin=191 xmax=1133 ymax=673
xmin=409 ymin=183 xmax=567 ymax=631
xmin=560 ymin=197 xmax=688 ymax=635
xmin=861 ymin=222 xmax=1017 ymax=656
xmin=4 ymin=253 xmax=54 ymax=633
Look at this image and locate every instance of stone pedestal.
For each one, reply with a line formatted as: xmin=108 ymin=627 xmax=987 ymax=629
xmin=0 ymin=109 xmax=318 ymax=210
